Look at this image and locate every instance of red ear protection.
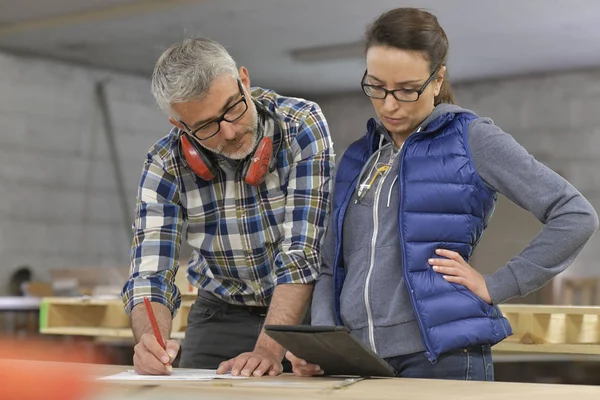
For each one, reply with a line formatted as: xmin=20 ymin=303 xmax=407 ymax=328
xmin=180 ymin=100 xmax=281 ymax=186
xmin=180 ymin=133 xmax=275 ymax=186
xmin=241 ymin=136 xmax=273 ymax=186
xmin=180 ymin=133 xmax=219 ymax=181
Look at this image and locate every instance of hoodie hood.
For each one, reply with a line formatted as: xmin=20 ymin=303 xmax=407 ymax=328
xmin=375 ymin=103 xmax=479 ymax=147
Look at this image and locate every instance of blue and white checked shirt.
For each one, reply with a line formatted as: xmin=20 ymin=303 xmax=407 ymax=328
xmin=122 ymin=87 xmax=334 ymax=316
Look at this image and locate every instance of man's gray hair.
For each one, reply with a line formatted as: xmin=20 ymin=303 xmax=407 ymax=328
xmin=151 ymin=37 xmax=239 ymax=115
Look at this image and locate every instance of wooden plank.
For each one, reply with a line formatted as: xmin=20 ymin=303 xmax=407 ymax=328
xmin=171 ymin=301 xmax=193 ymax=333
xmin=41 ymin=299 xmax=130 ymax=330
xmin=181 ymin=291 xmax=198 ymax=302
xmin=41 ymin=296 xmax=123 ymax=306
xmin=330 ymin=375 xmax=600 ymax=400
xmin=494 ymin=341 xmax=600 ymax=355
xmin=87 ymin=364 xmax=600 ymax=400
xmin=40 ymin=297 xmax=193 ymax=340
xmin=41 ymin=327 xmax=133 ymax=338
xmin=38 ymin=300 xmax=600 ymax=355
xmin=499 ymin=304 xmax=600 ymax=315
xmin=500 ymin=304 xmax=600 ymax=351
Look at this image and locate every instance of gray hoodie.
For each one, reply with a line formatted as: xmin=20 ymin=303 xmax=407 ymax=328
xmin=311 ymin=104 xmax=599 ymax=358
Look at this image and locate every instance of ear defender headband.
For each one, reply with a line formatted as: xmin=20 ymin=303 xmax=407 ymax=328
xmin=180 ymin=100 xmax=282 ymax=186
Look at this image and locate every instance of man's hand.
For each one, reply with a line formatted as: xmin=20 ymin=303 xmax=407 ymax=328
xmin=133 ymin=333 xmax=180 ymax=375
xmin=285 ymin=352 xmax=324 ymax=377
xmin=217 ymin=348 xmax=283 ymax=377
xmin=131 ymin=302 xmax=176 ymax=375
xmin=429 ymin=248 xmax=492 ymax=304
xmin=215 ymin=283 xmax=313 ymax=377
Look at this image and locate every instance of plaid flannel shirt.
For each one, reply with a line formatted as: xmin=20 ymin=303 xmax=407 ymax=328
xmin=121 ymin=87 xmax=334 ymax=316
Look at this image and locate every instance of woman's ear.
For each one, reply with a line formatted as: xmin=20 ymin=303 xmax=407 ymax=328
xmin=433 ymin=65 xmax=446 ymax=97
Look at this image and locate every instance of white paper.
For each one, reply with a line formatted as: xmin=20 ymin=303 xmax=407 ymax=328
xmin=99 ymin=369 xmax=248 ymax=381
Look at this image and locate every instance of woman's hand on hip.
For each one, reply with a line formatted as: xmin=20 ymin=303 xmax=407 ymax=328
xmin=429 ymin=249 xmax=492 ymax=304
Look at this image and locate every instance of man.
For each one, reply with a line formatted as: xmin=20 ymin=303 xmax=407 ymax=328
xmin=121 ymin=38 xmax=334 ymax=377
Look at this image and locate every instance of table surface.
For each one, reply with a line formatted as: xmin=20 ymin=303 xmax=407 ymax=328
xmin=0 ymin=296 xmax=41 ymax=311
xmin=13 ymin=362 xmax=600 ymax=400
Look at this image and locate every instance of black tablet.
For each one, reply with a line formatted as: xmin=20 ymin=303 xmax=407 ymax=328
xmin=264 ymin=325 xmax=395 ymax=377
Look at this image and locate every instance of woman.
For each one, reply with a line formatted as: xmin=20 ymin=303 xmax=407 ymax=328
xmin=287 ymin=7 xmax=598 ymax=380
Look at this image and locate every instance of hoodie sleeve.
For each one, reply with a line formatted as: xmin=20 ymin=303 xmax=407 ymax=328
xmin=468 ymin=118 xmax=599 ymax=305
xmin=310 ymin=220 xmax=337 ymax=325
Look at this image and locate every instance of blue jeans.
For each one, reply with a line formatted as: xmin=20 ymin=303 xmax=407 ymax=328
xmin=384 ymin=345 xmax=494 ymax=380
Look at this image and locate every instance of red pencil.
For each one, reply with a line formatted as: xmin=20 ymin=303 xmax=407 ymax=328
xmin=143 ymin=297 xmax=172 ymax=370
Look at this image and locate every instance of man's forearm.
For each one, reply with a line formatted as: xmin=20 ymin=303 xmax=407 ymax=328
xmin=255 ymin=283 xmax=314 ymax=357
xmin=131 ymin=302 xmax=173 ymax=343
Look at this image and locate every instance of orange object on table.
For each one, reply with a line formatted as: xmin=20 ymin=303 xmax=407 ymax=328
xmin=0 ymin=337 xmax=104 ymax=400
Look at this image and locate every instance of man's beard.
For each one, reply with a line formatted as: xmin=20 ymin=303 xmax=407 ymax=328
xmin=203 ymin=108 xmax=259 ymax=160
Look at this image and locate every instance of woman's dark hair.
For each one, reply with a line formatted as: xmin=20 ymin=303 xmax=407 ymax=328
xmin=365 ymin=8 xmax=455 ymax=105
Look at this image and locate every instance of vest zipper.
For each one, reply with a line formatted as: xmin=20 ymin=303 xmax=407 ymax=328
xmin=364 ymin=146 xmax=395 ymax=352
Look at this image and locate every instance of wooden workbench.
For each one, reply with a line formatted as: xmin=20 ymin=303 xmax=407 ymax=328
xmin=39 ymin=298 xmax=600 ymax=355
xmin=44 ymin=363 xmax=600 ymax=400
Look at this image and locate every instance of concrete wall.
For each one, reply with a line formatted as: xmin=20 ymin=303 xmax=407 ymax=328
xmin=0 ymin=52 xmax=170 ymax=293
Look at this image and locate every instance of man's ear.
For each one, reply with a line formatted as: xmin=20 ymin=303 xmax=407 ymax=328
xmin=239 ymin=66 xmax=251 ymax=91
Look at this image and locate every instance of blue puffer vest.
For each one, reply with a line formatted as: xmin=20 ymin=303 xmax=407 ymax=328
xmin=332 ymin=112 xmax=512 ymax=363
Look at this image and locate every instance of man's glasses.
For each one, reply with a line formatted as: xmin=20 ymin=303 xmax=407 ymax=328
xmin=180 ymin=80 xmax=248 ymax=141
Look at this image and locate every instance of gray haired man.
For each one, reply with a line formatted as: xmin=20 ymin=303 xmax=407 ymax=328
xmin=122 ymin=38 xmax=334 ymax=377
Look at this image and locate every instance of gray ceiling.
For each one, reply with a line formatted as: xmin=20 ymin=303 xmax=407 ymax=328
xmin=1 ymin=0 xmax=600 ymax=96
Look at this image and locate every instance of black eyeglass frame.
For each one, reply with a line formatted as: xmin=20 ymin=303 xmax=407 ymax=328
xmin=361 ymin=65 xmax=442 ymax=102
xmin=180 ymin=80 xmax=248 ymax=141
